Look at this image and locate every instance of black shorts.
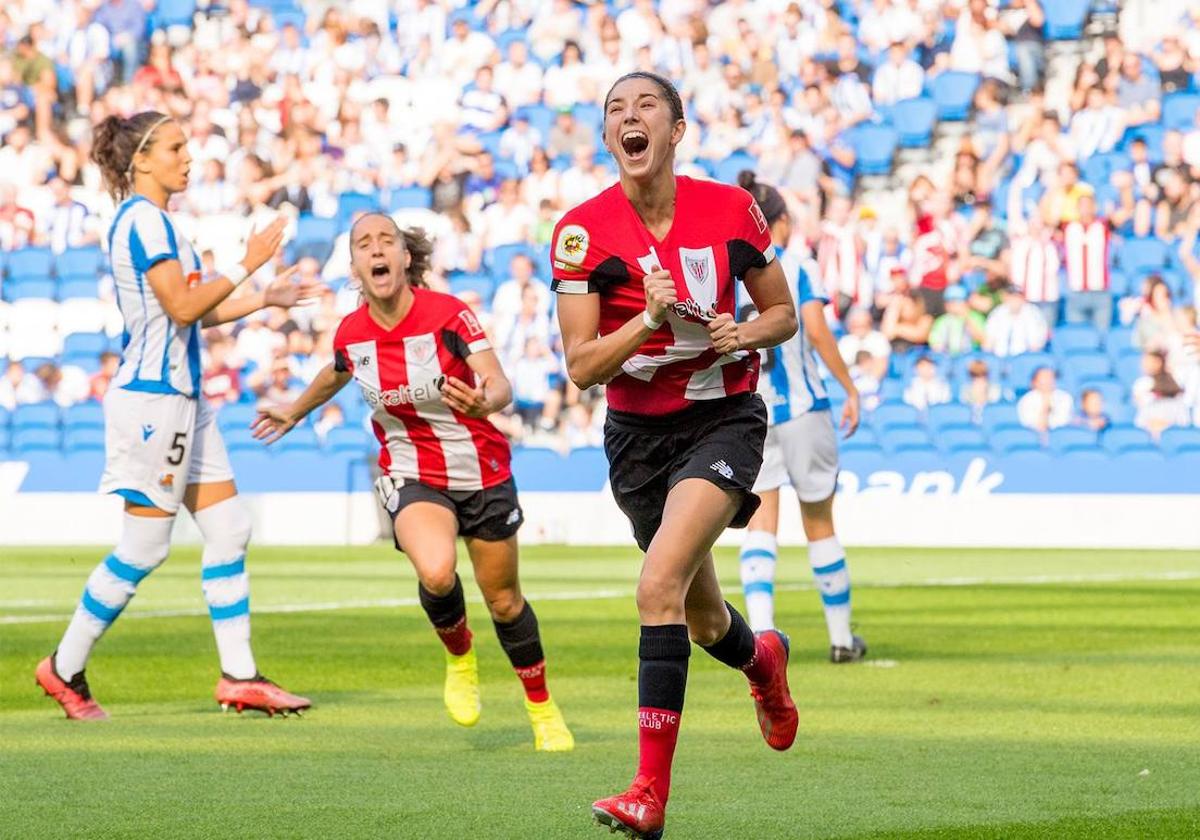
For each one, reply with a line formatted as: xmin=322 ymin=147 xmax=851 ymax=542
xmin=603 ymin=392 xmax=768 ymax=552
xmin=376 ymin=476 xmax=524 ymax=550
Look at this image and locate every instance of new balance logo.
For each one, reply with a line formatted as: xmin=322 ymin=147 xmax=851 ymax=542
xmin=710 ymin=460 xmax=734 ymax=480
xmin=505 ymin=509 xmax=521 ymax=525
xmin=141 ymin=424 xmax=155 ymax=441
xmin=359 ymin=356 xmax=371 ymax=368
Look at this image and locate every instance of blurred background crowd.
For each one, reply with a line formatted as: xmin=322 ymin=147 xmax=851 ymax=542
xmin=3 ymin=0 xmax=1200 ymax=464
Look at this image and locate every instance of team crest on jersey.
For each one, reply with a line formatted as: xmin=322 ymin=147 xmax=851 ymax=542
xmin=748 ymin=198 xmax=768 ymax=235
xmin=684 ymin=255 xmax=710 ymax=285
xmin=554 ymin=224 xmax=589 ymax=267
xmin=407 ymin=334 xmax=437 ymax=365
xmin=158 ymin=473 xmax=175 ymax=490
xmin=458 ymin=309 xmax=484 ymax=338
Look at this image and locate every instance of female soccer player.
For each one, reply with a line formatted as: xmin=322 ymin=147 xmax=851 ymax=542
xmin=552 ymin=72 xmax=799 ymax=839
xmin=734 ymin=172 xmax=868 ymax=664
xmin=36 ymin=111 xmax=318 ymax=719
xmin=251 ymin=213 xmax=574 ymax=752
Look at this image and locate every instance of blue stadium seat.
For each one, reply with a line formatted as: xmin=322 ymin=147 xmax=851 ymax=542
xmin=851 ymin=124 xmax=899 ymax=175
xmin=890 ymin=97 xmax=937 ymax=148
xmin=1114 ymin=355 xmax=1144 ymax=388
xmin=893 ymin=442 xmax=938 ymax=455
xmin=1005 ymin=352 xmax=1056 ymax=390
xmin=1043 ymin=0 xmax=1088 ymax=39
xmin=335 ymin=192 xmax=382 ymax=232
xmin=55 ymin=246 xmax=104 ymax=279
xmin=1052 ymin=324 xmax=1102 ymax=354
xmin=1047 ymin=426 xmax=1098 ymax=454
xmin=1160 ymin=427 xmax=1200 ymax=455
xmin=59 ymin=277 xmax=100 ymax=300
xmin=930 ymin=72 xmax=979 ymax=121
xmin=63 ymin=332 xmax=109 ymax=356
xmin=155 ymin=0 xmax=197 ymax=27
xmin=1120 ymin=124 xmax=1165 ymax=164
xmin=494 ymin=159 xmax=521 ymax=180
xmin=990 ymin=427 xmax=1041 ymax=454
xmin=486 ymin=243 xmax=534 ymax=279
xmin=387 ymin=186 xmax=432 ymax=211
xmin=62 ymin=352 xmax=101 ymax=374
xmin=1113 ymin=448 xmax=1167 ymax=467
xmin=326 ymin=426 xmax=372 ymax=453
xmin=1117 ymin=237 xmax=1169 ymax=276
xmin=12 ymin=403 xmax=60 ymax=430
xmin=272 ymin=7 xmax=307 ymax=32
xmin=4 ymin=278 xmax=57 ymax=301
xmin=870 ymin=402 xmax=921 ymax=431
xmin=516 ymin=104 xmax=557 ymax=138
xmin=879 ymin=426 xmax=932 ymax=454
xmin=63 ymin=427 xmax=105 ymax=452
xmin=981 ymin=402 xmax=1021 ymax=432
xmin=948 ymin=444 xmax=992 ymax=459
xmin=221 ymin=427 xmax=258 ymax=449
xmin=847 ymin=427 xmax=878 ymax=446
xmin=0 ymin=425 xmax=8 ymax=453
xmin=936 ymin=426 xmax=987 ymax=453
xmin=1101 ymin=425 xmax=1154 ymax=454
xmin=1106 ymin=403 xmax=1135 ymax=426
xmin=572 ymin=103 xmax=603 ymax=133
xmin=879 ymin=379 xmax=905 ymax=403
xmin=1063 ymin=351 xmax=1111 ymax=381
xmin=1163 ymin=92 xmax=1200 ymax=130
xmin=218 ymin=403 xmax=258 ymax=431
xmin=564 ymin=446 xmax=609 ymax=490
xmin=714 ymin=151 xmax=757 ymax=185
xmin=13 ymin=427 xmax=61 ymax=452
xmin=18 ymin=356 xmax=55 ymax=373
xmin=511 ymin=447 xmax=567 ymax=491
xmin=0 ymin=406 xmax=10 ymax=428
xmin=1080 ymin=152 xmax=1130 ymax=189
xmin=927 ymin=402 xmax=975 ymax=431
xmin=840 ymin=440 xmax=883 ymax=456
xmin=292 ymin=215 xmax=338 ymax=263
xmin=448 ymin=272 xmax=495 ymax=302
xmin=6 ymin=246 xmax=54 ymax=281
xmin=63 ymin=402 xmax=104 ymax=430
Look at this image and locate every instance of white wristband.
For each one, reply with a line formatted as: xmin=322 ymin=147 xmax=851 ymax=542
xmin=221 ymin=263 xmax=249 ymax=288
xmin=642 ymin=310 xmax=664 ymax=330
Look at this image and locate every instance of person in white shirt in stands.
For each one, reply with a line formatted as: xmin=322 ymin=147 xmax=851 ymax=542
xmin=871 ymin=41 xmax=925 ymax=107
xmin=46 ymin=176 xmax=100 ymax=254
xmin=1017 ymin=367 xmax=1073 ymax=433
xmin=492 ymin=252 xmax=550 ymax=327
xmin=493 ymin=40 xmax=544 ymax=111
xmin=985 ymin=283 xmax=1049 ymax=357
xmin=903 ymin=355 xmax=952 ymax=411
xmin=838 ymin=306 xmax=891 ymax=365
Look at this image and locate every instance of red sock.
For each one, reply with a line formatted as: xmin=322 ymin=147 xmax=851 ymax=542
xmin=434 ymin=616 xmax=473 ymax=656
xmin=514 ymin=660 xmax=549 ymax=703
xmin=637 ymin=707 xmax=682 ymax=805
xmin=742 ymin=634 xmax=777 ymax=685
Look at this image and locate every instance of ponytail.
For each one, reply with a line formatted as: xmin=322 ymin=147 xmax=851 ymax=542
xmin=91 ymin=111 xmax=171 ymax=200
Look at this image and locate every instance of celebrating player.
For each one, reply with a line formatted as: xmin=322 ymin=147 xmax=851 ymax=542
xmin=251 ymin=213 xmax=574 ymax=752
xmin=553 ymin=72 xmax=799 ymax=839
xmin=36 ymin=111 xmax=318 ymax=719
xmin=735 ymin=172 xmax=868 ymax=663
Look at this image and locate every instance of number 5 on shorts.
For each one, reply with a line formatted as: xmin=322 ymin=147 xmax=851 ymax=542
xmin=166 ymin=432 xmax=187 ymax=466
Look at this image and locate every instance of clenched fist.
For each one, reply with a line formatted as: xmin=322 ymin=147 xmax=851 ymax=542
xmin=642 ymin=266 xmax=677 ymax=324
xmin=708 ymin=312 xmax=741 ymax=354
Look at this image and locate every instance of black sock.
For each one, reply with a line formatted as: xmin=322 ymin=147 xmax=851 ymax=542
xmin=418 ymin=574 xmax=467 ymax=628
xmin=492 ymin=601 xmax=544 ymax=668
xmin=638 ymin=624 xmax=690 ymax=712
xmin=700 ymin=602 xmax=756 ymax=670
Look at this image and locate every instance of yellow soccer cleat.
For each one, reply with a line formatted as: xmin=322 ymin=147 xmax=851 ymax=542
xmin=525 ymin=696 xmax=574 ymax=752
xmin=443 ymin=648 xmax=481 ymax=727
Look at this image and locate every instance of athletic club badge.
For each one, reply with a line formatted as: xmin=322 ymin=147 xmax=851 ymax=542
xmin=684 ymin=255 xmax=709 ymax=285
xmin=407 ymin=334 xmax=437 ymax=365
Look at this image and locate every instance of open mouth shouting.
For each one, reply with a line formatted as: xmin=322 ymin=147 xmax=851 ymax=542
xmin=370 ymin=261 xmax=392 ymax=281
xmin=620 ymin=129 xmax=650 ymax=163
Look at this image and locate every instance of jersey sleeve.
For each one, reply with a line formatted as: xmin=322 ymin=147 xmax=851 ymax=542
xmin=441 ymin=300 xmax=492 ymax=360
xmin=797 ymin=263 xmax=830 ymax=306
xmin=550 ymin=210 xmax=625 ymax=294
xmin=128 ymin=204 xmax=179 ymax=273
xmin=332 ymin=317 xmax=353 ymax=374
xmin=726 ymin=187 xmax=776 ymax=281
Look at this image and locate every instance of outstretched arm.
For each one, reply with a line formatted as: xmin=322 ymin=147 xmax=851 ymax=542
xmin=251 ymin=363 xmax=351 ymax=444
xmin=201 ymin=265 xmax=325 ymax=327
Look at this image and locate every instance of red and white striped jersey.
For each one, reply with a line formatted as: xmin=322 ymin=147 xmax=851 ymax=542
xmin=816 ymin=221 xmax=865 ymax=306
xmin=1063 ymin=219 xmax=1111 ymax=292
xmin=910 ymin=218 xmax=957 ymax=291
xmin=333 ymin=289 xmax=511 ymax=492
xmin=1009 ymin=233 xmax=1062 ymax=302
xmin=550 ymin=176 xmax=774 ymax=416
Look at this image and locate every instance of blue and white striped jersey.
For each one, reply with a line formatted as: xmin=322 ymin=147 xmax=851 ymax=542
xmin=107 ymin=196 xmax=203 ymax=397
xmin=739 ymin=245 xmax=830 ymax=426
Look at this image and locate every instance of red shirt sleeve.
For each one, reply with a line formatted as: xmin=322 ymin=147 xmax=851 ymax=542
xmin=332 ymin=316 xmax=354 ymax=374
xmin=441 ymin=298 xmax=492 ymax=360
xmin=550 ymin=209 xmax=602 ymax=294
xmin=727 ymin=186 xmax=776 ymax=281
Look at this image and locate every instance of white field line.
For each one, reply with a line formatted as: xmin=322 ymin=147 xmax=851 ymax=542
xmin=2 ymin=570 xmax=1198 ymax=626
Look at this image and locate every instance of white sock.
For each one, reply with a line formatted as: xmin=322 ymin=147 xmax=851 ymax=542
xmin=193 ymin=497 xmax=257 ymax=679
xmin=739 ymin=530 xmax=778 ymax=632
xmin=55 ymin=513 xmax=174 ymax=678
xmin=808 ymin=536 xmax=853 ymax=649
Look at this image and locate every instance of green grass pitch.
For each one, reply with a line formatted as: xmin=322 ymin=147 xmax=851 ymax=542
xmin=2 ymin=545 xmax=1199 ymax=839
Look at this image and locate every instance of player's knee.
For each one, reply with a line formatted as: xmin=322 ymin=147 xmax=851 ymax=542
xmin=635 ymin=575 xmax=686 ymax=621
xmin=194 ymin=496 xmax=253 ymax=554
xmin=484 ymin=588 xmax=524 ymax=623
xmin=418 ymin=567 xmax=459 ymax=597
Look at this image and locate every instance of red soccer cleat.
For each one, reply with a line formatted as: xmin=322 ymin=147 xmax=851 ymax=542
xmin=749 ymin=630 xmax=799 ymax=751
xmin=35 ymin=655 xmax=109 ymax=721
xmin=215 ymin=673 xmax=311 ymax=717
xmin=592 ymin=776 xmax=665 ymax=840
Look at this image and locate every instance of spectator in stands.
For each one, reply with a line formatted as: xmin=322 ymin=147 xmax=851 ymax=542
xmin=258 ymin=356 xmax=302 ymax=406
xmin=94 ymin=0 xmax=145 ymax=85
xmin=1135 ymin=372 xmax=1191 ymax=440
xmin=0 ymin=361 xmax=23 ymax=410
xmin=133 ymin=41 xmax=184 ymax=96
xmin=313 ymin=403 xmax=345 ymax=444
xmin=1018 ymin=367 xmax=1073 ymax=433
xmin=1040 ymin=162 xmax=1093 ymax=227
xmin=0 ymin=124 xmax=53 ymax=190
xmin=45 ymin=177 xmax=99 ymax=254
xmin=1062 ymin=194 xmax=1115 ymax=333
xmin=882 ymin=290 xmax=933 ymax=353
xmin=959 ymin=358 xmax=1001 ymax=420
xmin=495 ymin=40 xmax=544 ymax=110
xmin=1132 ymin=350 xmax=1168 ymax=408
xmin=1007 ymin=214 xmax=1061 ymax=326
xmin=460 ymin=65 xmax=509 ymax=136
xmin=499 ymin=113 xmax=542 ymax=174
xmin=0 ymin=181 xmax=35 ymax=251
xmin=441 ymin=15 xmax=495 ymax=87
xmin=543 ymin=43 xmax=588 ymax=110
xmin=817 ymin=195 xmax=867 ymax=313
xmin=1002 ymin=0 xmax=1045 ymax=93
xmin=850 ymin=350 xmax=886 ymax=413
xmin=903 ymin=356 xmax=952 ymax=412
xmin=564 ymin=403 xmax=601 ymax=450
xmin=838 ymin=306 xmax=891 ymax=366
xmin=1074 ymin=388 xmax=1112 ymax=433
xmin=0 ymin=55 xmax=30 ymax=136
xmin=1154 ymin=34 xmax=1193 ymax=95
xmin=480 ymin=178 xmax=535 ymax=249
xmin=1115 ymin=52 xmax=1162 ymax=128
xmin=1069 ymin=85 xmax=1125 ymax=162
xmin=929 ymin=285 xmax=986 ymax=355
xmin=203 ymin=334 xmax=244 ymax=409
xmin=89 ymin=352 xmax=119 ymax=403
xmin=985 ymin=284 xmax=1049 ymax=357
xmin=511 ymin=336 xmax=562 ymax=434
xmin=432 ymin=209 xmax=483 ymax=277
xmin=11 ymin=35 xmax=56 ymax=138
xmin=872 ymin=40 xmax=924 ymax=107
xmin=909 ymin=198 xmax=958 ymax=316
xmin=1133 ymin=277 xmax=1181 ymax=351
xmin=493 ymin=253 xmax=550 ymax=326
xmin=496 ymin=283 xmax=554 ymax=372
xmin=950 ymin=0 xmax=1011 ymax=84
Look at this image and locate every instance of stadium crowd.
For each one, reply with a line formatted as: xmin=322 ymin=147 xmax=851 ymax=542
xmin=3 ymin=0 xmax=1200 ymax=461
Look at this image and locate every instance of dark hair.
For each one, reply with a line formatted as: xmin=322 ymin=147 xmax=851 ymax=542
xmin=736 ymin=170 xmax=787 ymax=226
xmin=604 ymin=71 xmax=685 ymax=123
xmin=1152 ymin=371 xmax=1183 ymax=399
xmin=349 ymin=213 xmax=433 ymax=290
xmin=91 ymin=111 xmax=172 ymax=199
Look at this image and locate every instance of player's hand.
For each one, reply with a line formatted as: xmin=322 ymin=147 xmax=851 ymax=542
xmin=840 ymin=389 xmax=861 ymax=438
xmin=708 ymin=313 xmax=741 ymax=354
xmin=642 ymin=266 xmax=677 ymax=323
xmin=242 ymin=217 xmax=288 ymax=273
xmin=264 ymin=265 xmax=326 ymax=309
xmin=442 ymin=375 xmax=491 ymax=418
xmin=250 ymin=404 xmax=299 ymax=445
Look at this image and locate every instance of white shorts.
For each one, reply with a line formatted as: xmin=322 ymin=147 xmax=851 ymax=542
xmin=753 ymin=410 xmax=839 ymax=503
xmin=98 ymin=389 xmax=235 ymax=513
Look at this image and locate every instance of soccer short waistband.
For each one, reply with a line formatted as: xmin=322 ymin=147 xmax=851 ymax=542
xmin=605 ymin=391 xmax=758 ymax=433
